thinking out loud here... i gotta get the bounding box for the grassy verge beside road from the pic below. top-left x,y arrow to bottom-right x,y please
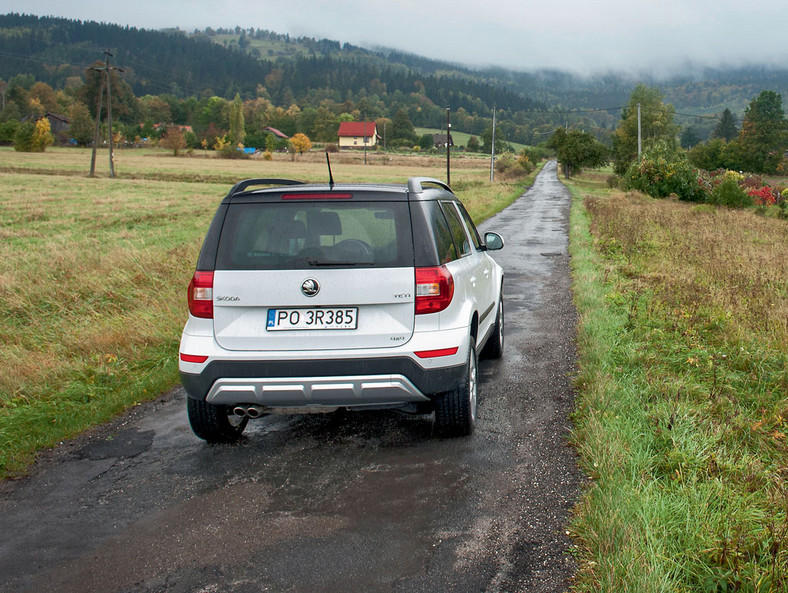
567,170 -> 788,590
0,147 -> 540,477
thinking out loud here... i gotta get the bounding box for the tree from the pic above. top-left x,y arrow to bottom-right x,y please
549,128 -> 608,177
160,125 -> 187,156
29,81 -> 59,113
481,126 -> 508,155
228,93 -> 245,147
712,108 -> 738,141
466,135 -> 480,152
738,90 -> 788,174
67,102 -> 94,146
680,126 -> 700,149
612,85 -> 679,175
390,108 -> 417,145
77,62 -> 140,123
139,95 -> 173,124
311,107 -> 339,142
289,132 -> 312,156
419,133 -> 434,150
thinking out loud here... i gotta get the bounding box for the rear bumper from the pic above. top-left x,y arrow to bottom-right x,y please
180,357 -> 466,407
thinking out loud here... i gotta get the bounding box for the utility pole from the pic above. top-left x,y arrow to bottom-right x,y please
89,50 -> 122,178
637,102 -> 642,160
106,50 -> 115,178
446,108 -> 451,186
89,66 -> 105,177
490,105 -> 497,182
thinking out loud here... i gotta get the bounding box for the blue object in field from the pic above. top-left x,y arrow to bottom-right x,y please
243,147 -> 256,154
68,138 -> 77,145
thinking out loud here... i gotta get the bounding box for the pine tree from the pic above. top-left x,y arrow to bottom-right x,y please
712,108 -> 738,141
739,91 -> 787,173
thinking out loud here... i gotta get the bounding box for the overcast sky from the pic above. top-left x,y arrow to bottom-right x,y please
4,0 -> 788,75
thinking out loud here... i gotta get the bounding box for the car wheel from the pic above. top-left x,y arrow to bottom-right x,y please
481,292 -> 504,359
434,336 -> 478,437
187,398 -> 248,443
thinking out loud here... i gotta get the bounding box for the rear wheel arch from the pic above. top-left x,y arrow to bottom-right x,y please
470,312 -> 479,344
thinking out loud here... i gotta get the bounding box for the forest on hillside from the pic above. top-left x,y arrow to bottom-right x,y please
2,13 -> 788,151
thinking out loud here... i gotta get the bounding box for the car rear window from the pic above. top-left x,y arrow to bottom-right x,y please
215,202 -> 414,270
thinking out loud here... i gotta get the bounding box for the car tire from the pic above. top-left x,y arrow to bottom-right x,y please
187,397 -> 248,443
481,292 -> 504,359
434,336 -> 478,437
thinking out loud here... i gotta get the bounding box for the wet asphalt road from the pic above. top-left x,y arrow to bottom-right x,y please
0,161 -> 582,593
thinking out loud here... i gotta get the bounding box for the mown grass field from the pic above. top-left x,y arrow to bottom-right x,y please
0,146 -> 539,477
567,169 -> 788,591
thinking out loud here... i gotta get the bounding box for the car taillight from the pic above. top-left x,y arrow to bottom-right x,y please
415,266 -> 454,315
188,270 -> 214,319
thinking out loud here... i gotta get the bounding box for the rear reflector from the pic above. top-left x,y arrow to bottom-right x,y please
180,353 -> 209,363
415,347 -> 459,359
281,192 -> 352,200
188,270 -> 214,319
415,266 -> 454,314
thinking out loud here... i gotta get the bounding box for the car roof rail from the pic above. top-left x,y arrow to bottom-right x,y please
407,177 -> 452,194
228,178 -> 304,196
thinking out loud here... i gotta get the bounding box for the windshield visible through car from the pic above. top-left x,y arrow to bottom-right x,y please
215,201 -> 414,270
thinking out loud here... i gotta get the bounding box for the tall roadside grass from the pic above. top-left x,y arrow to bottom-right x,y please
0,149 -> 539,477
567,171 -> 788,591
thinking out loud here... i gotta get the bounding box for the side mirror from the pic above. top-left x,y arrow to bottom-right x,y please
484,232 -> 504,251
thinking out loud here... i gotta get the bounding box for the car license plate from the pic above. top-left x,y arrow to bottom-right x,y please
266,308 -> 358,331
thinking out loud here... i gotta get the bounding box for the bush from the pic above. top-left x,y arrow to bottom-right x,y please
0,119 -> 20,145
419,133 -> 434,150
13,121 -> 36,152
623,141 -> 705,202
747,186 -> 778,206
517,149 -> 535,174
324,144 -> 339,153
495,152 -> 530,179
217,145 -> 249,159
709,177 -> 752,208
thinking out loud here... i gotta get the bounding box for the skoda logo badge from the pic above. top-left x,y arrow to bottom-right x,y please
301,278 -> 320,297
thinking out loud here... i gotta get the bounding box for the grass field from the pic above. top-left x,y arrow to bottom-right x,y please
0,146 -> 540,477
566,169 -> 788,590
414,127 -> 529,153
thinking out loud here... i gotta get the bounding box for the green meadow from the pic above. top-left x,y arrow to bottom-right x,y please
567,169 -> 788,591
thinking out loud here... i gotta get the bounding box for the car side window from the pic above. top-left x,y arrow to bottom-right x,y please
457,203 -> 482,250
423,201 -> 458,264
441,201 -> 472,257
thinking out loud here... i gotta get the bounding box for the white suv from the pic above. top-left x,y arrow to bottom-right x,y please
179,177 -> 504,442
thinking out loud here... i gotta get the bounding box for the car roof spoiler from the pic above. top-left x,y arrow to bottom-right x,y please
407,177 -> 452,194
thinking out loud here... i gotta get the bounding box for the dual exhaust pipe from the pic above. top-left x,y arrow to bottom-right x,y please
233,405 -> 265,419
